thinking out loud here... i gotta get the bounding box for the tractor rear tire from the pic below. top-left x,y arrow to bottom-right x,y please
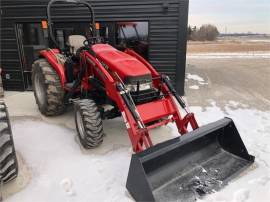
32,58 -> 65,116
74,99 -> 104,149
0,102 -> 18,184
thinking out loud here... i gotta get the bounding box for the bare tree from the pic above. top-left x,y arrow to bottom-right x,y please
196,24 -> 219,41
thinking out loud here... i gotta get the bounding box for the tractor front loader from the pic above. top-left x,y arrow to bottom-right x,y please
31,0 -> 255,201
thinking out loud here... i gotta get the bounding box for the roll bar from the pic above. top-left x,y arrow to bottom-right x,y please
47,0 -> 96,48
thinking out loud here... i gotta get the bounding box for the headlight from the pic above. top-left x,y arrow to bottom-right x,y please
126,82 -> 152,92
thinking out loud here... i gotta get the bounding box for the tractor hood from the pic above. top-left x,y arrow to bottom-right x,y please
92,44 -> 151,82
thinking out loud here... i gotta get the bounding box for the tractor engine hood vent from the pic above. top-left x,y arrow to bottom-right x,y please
124,74 -> 152,85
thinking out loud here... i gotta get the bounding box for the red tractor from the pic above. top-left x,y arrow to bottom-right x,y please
32,0 -> 254,201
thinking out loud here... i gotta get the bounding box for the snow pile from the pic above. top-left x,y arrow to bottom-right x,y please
5,101 -> 270,202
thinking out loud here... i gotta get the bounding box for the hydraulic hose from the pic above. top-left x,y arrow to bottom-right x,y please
162,75 -> 187,109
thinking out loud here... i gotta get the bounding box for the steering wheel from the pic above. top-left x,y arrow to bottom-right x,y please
76,38 -> 98,57
75,46 -> 89,58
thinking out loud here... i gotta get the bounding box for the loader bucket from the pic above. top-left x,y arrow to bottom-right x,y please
126,118 -> 255,202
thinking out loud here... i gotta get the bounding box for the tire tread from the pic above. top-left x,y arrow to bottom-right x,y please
32,58 -> 65,116
0,102 -> 18,183
75,99 -> 104,149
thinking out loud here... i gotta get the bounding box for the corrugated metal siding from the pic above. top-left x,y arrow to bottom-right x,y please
0,0 -> 188,94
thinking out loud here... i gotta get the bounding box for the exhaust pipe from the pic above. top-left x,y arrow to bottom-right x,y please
126,118 -> 255,202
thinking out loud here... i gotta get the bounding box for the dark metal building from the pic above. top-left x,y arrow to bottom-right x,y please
0,0 -> 189,95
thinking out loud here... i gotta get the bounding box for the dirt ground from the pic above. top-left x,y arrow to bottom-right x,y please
186,37 -> 270,110
185,58 -> 270,111
187,40 -> 270,53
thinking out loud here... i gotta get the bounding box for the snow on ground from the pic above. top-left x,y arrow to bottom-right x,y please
186,73 -> 208,90
4,100 -> 270,202
6,119 -> 133,202
187,52 -> 270,59
186,73 -> 204,82
186,73 -> 208,86
189,85 -> 200,90
248,40 -> 270,43
193,102 -> 270,202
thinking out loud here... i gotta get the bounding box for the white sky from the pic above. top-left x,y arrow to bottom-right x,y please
188,0 -> 270,34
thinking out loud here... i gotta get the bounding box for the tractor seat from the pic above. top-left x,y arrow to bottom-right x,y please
68,35 -> 87,55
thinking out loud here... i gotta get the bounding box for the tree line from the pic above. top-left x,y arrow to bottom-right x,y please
188,24 -> 219,41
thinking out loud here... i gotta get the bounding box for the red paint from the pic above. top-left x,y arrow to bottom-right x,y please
39,44 -> 199,153
137,98 -> 176,124
92,44 -> 151,80
40,49 -> 66,86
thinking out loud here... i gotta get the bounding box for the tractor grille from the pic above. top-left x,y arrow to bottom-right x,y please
130,88 -> 160,104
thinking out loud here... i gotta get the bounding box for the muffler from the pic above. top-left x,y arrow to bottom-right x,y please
126,118 -> 255,202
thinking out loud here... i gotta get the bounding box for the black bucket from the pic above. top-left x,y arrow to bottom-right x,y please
126,118 -> 255,202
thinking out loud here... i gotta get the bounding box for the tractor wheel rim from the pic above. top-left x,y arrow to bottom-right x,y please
34,73 -> 46,106
76,110 -> 86,139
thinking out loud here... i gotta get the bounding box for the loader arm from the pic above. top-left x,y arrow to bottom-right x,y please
83,49 -> 199,152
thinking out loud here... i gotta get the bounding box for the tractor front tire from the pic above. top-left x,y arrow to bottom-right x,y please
74,99 -> 104,149
32,58 -> 65,116
0,102 -> 18,183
